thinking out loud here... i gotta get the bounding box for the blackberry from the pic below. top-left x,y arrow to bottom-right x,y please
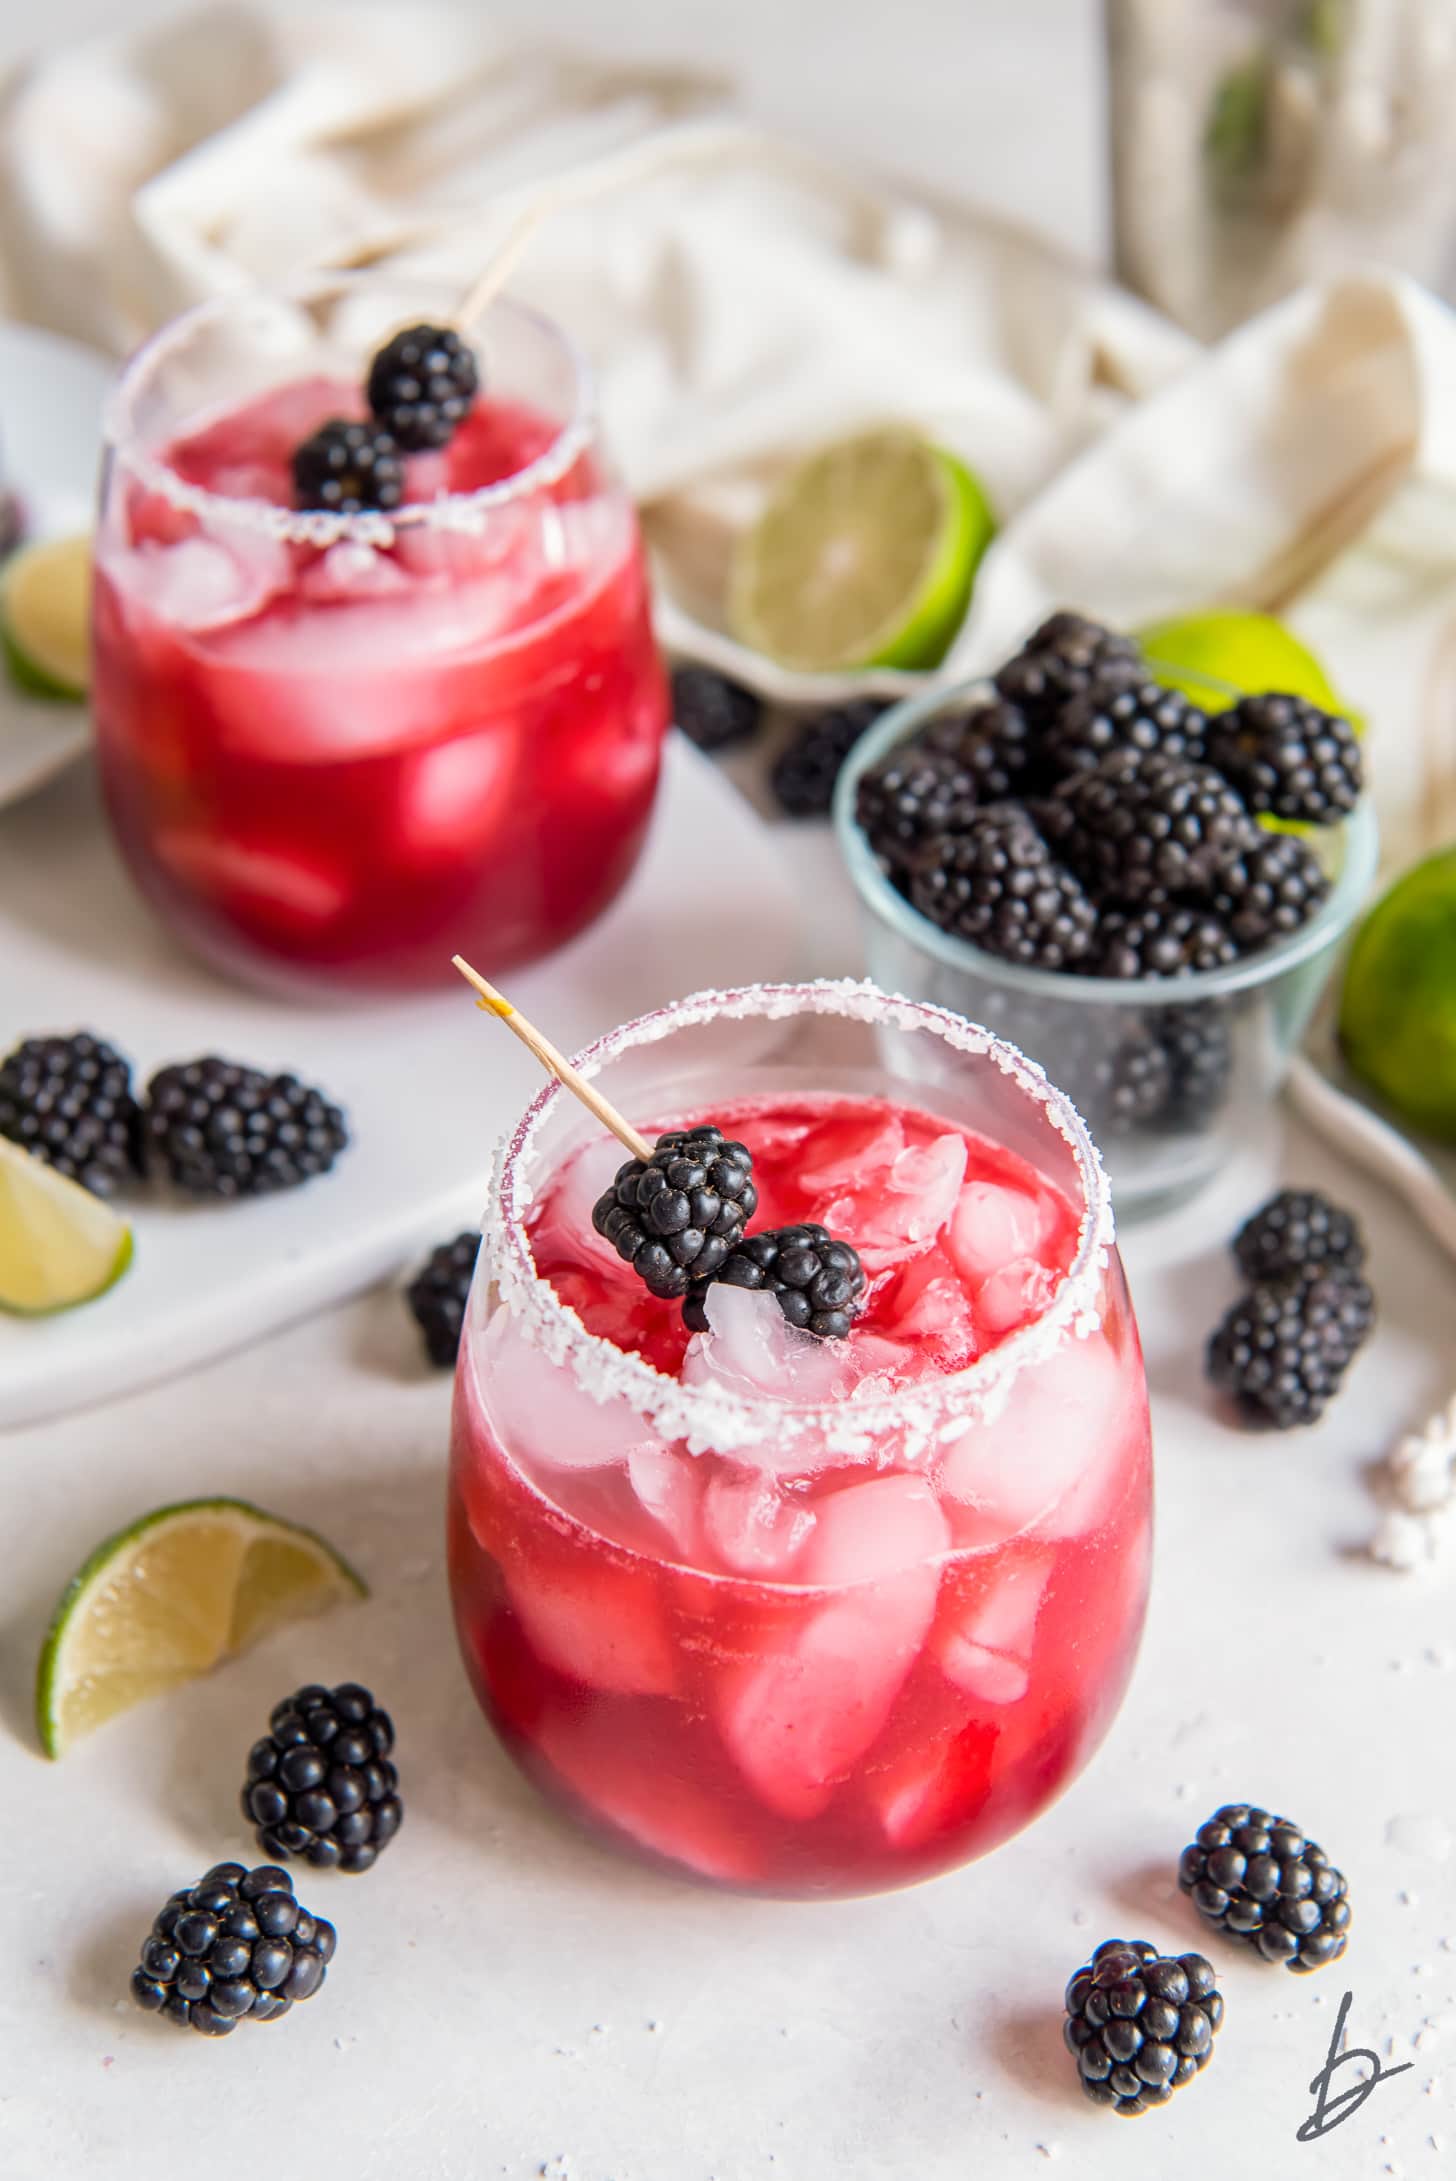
1156,1003 -> 1234,1130
244,1683 -> 402,1874
683,1222 -> 865,1340
1049,750 -> 1258,905
1090,1025 -> 1174,1135
1206,695 -> 1363,824
994,611 -> 1141,731
1212,832 -> 1330,953
1064,1939 -> 1223,2115
919,696 -> 1038,801
1232,1189 -> 1365,1285
130,1862 -> 335,2035
1179,1804 -> 1351,1972
671,665 -> 762,753
592,1125 -> 757,1300
1045,677 -> 1208,778
406,1230 -> 479,1367
144,1056 -> 348,1198
0,1031 -> 140,1197
855,745 -> 981,879
291,419 -> 403,514
770,700 -> 887,817
1092,903 -> 1238,980
1206,1268 -> 1375,1428
366,322 -> 479,451
909,805 -> 1098,970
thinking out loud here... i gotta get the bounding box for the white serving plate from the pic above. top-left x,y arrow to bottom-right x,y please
0,735 -> 801,1426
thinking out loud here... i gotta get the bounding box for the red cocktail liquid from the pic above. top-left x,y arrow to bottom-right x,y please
449,1092 -> 1152,1897
92,377 -> 668,992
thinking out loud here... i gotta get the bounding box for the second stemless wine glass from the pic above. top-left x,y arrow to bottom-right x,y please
448,982 -> 1153,1900
91,277 -> 669,996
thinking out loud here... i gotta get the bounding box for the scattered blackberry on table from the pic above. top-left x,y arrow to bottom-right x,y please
671,664 -> 762,753
1178,1804 -> 1350,1972
406,1231 -> 480,1367
130,1862 -> 336,2034
592,1125 -> 758,1300
1048,749 -> 1258,905
1045,677 -> 1208,777
0,1031 -> 140,1197
144,1056 -> 349,1199
1212,831 -> 1331,952
366,322 -> 479,451
993,611 -> 1141,731
243,1683 -> 402,1874
1233,1189 -> 1365,1285
919,696 -> 1039,801
855,745 -> 982,878
1206,1267 -> 1374,1428
1205,694 -> 1363,825
1156,1003 -> 1235,1130
909,804 -> 1098,970
1092,903 -> 1238,980
291,419 -> 404,514
771,699 -> 888,817
683,1222 -> 865,1340
1064,1938 -> 1223,2115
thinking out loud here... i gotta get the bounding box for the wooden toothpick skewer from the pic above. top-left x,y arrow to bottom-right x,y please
452,194 -> 561,334
452,956 -> 653,1162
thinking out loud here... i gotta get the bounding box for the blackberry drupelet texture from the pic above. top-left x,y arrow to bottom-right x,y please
993,611 -> 1141,731
406,1231 -> 480,1367
366,323 -> 479,451
1232,1189 -> 1365,1285
919,696 -> 1039,801
592,1125 -> 758,1300
855,745 -> 982,878
130,1862 -> 336,2034
771,700 -> 888,817
1178,1804 -> 1351,1972
144,1057 -> 348,1198
671,665 -> 763,753
1048,750 -> 1258,905
908,805 -> 1098,969
1156,1004 -> 1234,1129
1063,1938 -> 1224,2115
0,1031 -> 140,1197
1205,694 -> 1363,824
1212,832 -> 1330,952
1206,1268 -> 1374,1428
291,419 -> 403,513
244,1683 -> 402,1873
683,1223 -> 866,1340
1091,904 -> 1238,980
1044,677 -> 1208,777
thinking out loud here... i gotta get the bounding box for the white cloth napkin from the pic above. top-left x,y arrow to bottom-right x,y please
1,2 -> 1452,864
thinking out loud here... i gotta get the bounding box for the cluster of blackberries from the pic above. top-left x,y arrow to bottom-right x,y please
672,663 -> 890,819
1206,1188 -> 1374,1428
0,1031 -> 348,1202
133,1683 -> 401,2039
292,321 -> 480,513
1067,1800 -> 1350,2116
853,612 -> 1358,977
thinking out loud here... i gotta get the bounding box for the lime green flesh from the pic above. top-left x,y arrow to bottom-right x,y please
730,429 -> 995,674
0,1139 -> 133,1315
35,1497 -> 366,1757
1338,846 -> 1456,1144
1,532 -> 92,700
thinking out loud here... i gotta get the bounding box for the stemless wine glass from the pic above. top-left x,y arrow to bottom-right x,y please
91,276 -> 669,996
447,982 -> 1153,1900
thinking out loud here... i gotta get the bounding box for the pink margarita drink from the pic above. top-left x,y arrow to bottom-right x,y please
448,985 -> 1152,1898
91,288 -> 668,994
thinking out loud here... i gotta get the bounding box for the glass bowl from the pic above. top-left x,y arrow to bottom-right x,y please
834,683 -> 1379,1217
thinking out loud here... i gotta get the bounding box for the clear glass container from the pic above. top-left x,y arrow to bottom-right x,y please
91,276 -> 668,996
834,685 -> 1379,1219
1106,0 -> 1456,339
447,981 -> 1152,1899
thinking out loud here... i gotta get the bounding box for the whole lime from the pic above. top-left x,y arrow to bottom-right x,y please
1338,846 -> 1456,1143
1136,608 -> 1358,725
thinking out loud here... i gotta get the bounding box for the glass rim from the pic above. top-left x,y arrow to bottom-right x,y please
482,978 -> 1117,1460
103,276 -> 599,551
832,679 -> 1381,1006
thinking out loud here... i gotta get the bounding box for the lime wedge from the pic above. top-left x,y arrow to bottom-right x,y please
729,429 -> 994,673
1,532 -> 93,700
35,1497 -> 367,1757
1338,846 -> 1456,1144
1136,608 -> 1358,725
0,1138 -> 133,1315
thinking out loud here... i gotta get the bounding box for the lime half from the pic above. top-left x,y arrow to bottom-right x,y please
0,1139 -> 133,1315
1136,608 -> 1357,724
36,1497 -> 367,1757
1338,846 -> 1456,1144
1,532 -> 93,699
729,429 -> 994,673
